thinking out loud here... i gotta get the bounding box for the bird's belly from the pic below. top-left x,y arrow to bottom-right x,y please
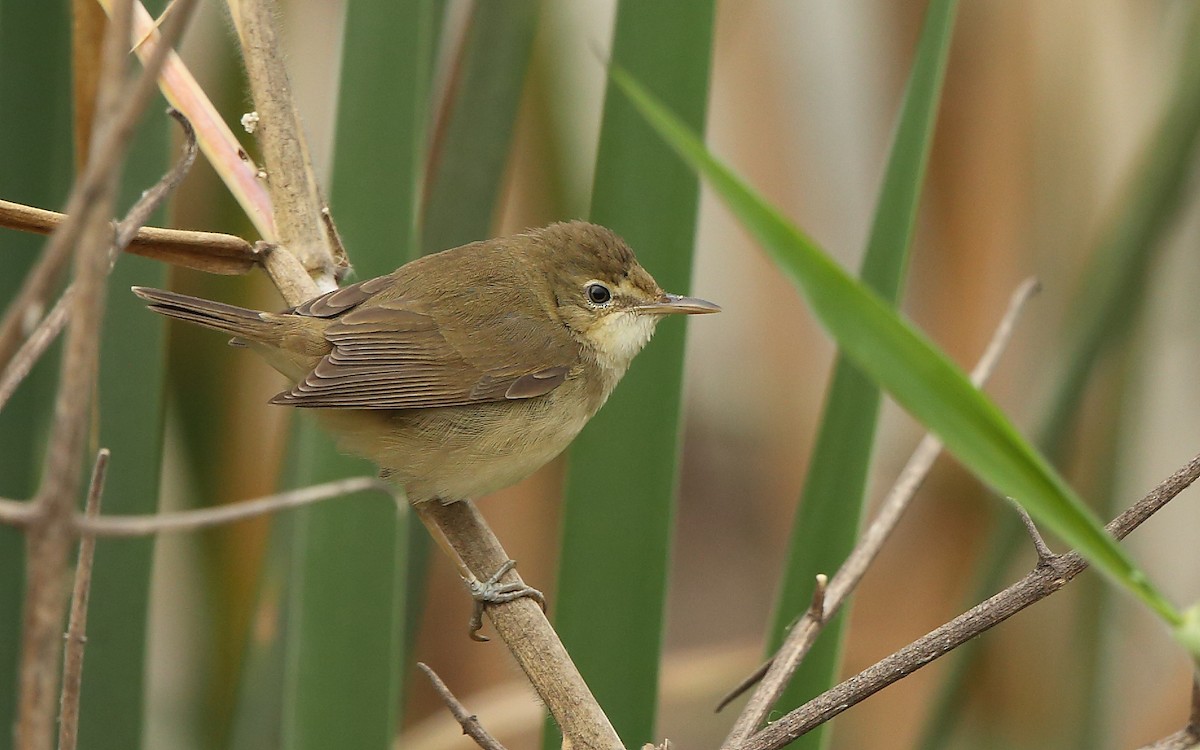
321,384 -> 596,503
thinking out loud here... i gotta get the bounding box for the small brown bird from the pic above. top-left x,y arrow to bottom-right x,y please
134,221 -> 718,505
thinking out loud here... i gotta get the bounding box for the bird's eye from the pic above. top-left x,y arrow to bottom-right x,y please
586,283 -> 612,305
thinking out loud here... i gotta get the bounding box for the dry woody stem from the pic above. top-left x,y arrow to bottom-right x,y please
13,4 -> 197,746
57,450 -> 109,750
417,662 -> 509,750
1,110 -> 201,413
220,1 -> 623,746
228,0 -> 336,297
16,3 -> 134,745
417,501 -> 623,749
722,278 -> 1040,742
743,451 -> 1200,750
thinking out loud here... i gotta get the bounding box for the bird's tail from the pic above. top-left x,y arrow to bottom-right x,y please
132,286 -> 281,344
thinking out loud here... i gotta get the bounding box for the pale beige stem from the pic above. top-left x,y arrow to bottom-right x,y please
419,501 -> 624,750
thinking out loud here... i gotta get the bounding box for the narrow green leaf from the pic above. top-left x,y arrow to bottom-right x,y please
421,0 -> 539,253
409,0 -> 540,696
918,12 -> 1200,746
612,66 -> 1181,629
769,1 -> 958,743
279,2 -> 435,748
550,2 -> 715,746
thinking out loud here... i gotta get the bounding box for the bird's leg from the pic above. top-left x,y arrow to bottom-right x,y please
414,499 -> 546,641
464,560 -> 546,642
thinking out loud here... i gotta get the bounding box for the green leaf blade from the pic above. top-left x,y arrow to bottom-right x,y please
612,65 -> 1181,628
278,3 -> 437,748
550,2 -> 716,746
770,1 -> 959,742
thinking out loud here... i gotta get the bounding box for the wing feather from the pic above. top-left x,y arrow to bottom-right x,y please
271,275 -> 578,409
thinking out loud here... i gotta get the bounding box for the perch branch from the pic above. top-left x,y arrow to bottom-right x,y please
57,450 -> 109,750
417,662 -> 509,750
417,501 -> 623,749
203,1 -> 623,746
721,277 -> 1039,739
742,451 -> 1200,750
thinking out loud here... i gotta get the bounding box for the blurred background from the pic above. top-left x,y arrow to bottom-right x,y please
2,1 -> 1199,749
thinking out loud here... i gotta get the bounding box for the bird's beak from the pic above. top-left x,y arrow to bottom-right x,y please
635,293 -> 721,315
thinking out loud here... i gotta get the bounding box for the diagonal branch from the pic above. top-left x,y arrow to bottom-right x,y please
417,662 -> 509,750
226,0 -> 337,301
741,451 -> 1200,750
0,109 -> 201,413
0,0 -> 195,373
416,501 -> 623,748
721,277 -> 1039,740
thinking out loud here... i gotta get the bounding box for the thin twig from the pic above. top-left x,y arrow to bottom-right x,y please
0,199 -> 259,274
76,476 -> 395,536
16,0 -> 136,744
742,451 -> 1200,750
1013,502 -> 1054,563
720,277 -> 1039,737
0,0 -> 197,372
57,450 -> 109,750
0,497 -> 34,526
0,109 -> 200,414
212,2 -> 620,746
417,663 -> 509,750
1,478 -> 392,537
0,295 -> 70,415
116,108 -> 197,246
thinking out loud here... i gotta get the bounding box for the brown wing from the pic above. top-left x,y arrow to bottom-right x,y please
270,275 -> 579,409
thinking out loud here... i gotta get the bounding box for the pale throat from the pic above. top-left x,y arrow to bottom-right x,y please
586,310 -> 660,375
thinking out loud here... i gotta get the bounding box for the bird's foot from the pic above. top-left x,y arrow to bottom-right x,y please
465,559 -> 545,642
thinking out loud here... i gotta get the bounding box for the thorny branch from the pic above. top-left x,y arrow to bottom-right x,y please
417,663 -> 509,750
721,278 -> 1040,741
742,451 -> 1200,750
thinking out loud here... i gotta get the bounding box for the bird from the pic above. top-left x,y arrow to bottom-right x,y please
133,221 -> 719,505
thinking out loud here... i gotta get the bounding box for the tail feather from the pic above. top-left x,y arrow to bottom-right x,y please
131,286 -> 278,342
